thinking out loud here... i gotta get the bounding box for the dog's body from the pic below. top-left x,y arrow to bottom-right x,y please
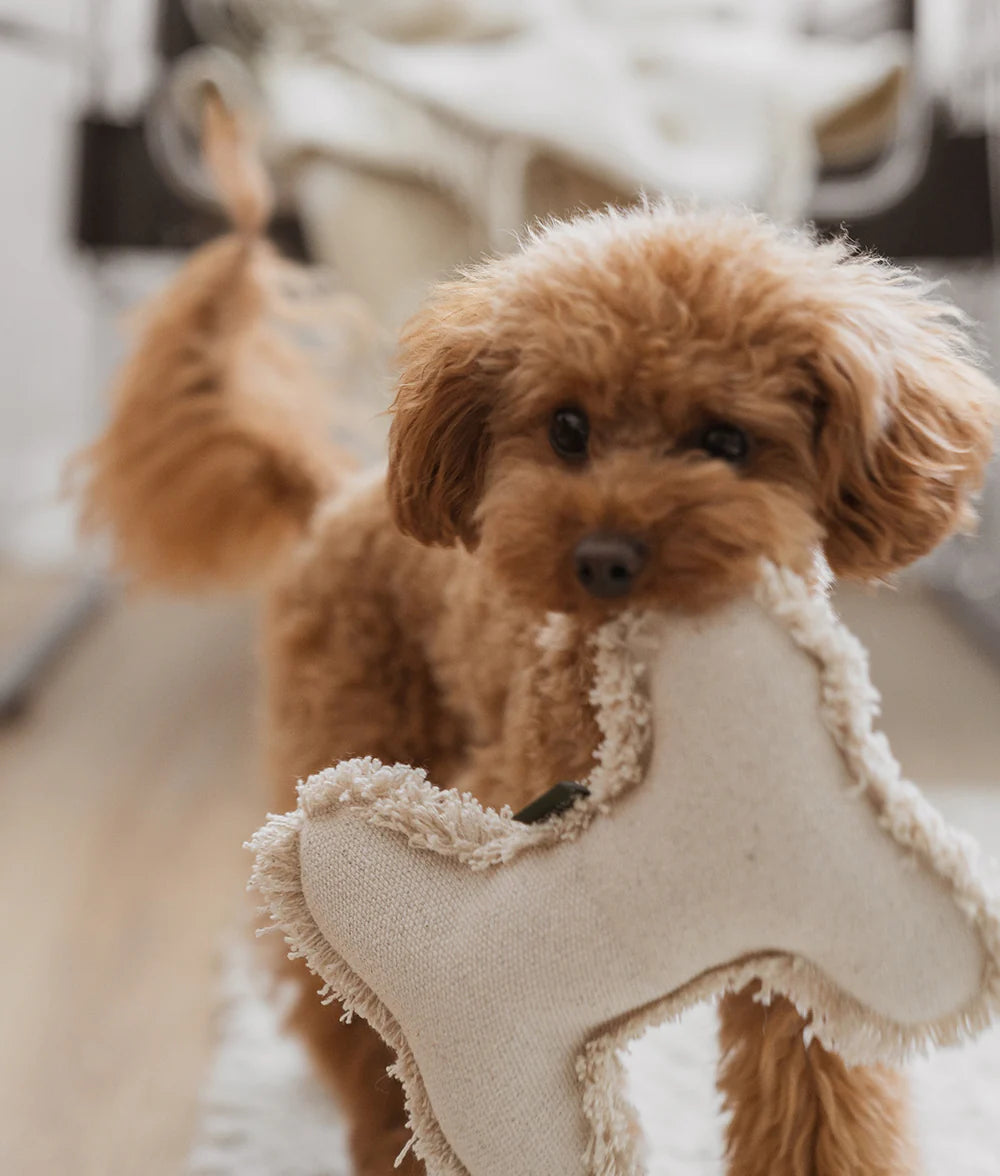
82,204 -> 997,1176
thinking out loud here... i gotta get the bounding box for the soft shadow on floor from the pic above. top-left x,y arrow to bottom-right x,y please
0,568 -> 264,1176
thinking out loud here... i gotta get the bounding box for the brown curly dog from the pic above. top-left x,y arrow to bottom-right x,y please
80,191 -> 997,1176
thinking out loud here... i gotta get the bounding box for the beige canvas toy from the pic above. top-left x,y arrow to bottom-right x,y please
250,562 -> 1000,1176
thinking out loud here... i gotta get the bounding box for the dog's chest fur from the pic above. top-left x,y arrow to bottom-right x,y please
262,479 -> 598,814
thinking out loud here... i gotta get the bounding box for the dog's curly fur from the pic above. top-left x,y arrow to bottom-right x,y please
79,200 -> 997,1176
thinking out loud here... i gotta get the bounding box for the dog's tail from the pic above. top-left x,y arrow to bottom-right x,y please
76,94 -> 345,588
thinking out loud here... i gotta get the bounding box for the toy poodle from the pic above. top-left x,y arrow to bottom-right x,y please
80,123 -> 997,1176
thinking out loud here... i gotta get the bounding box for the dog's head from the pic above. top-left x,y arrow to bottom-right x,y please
389,206 -> 998,618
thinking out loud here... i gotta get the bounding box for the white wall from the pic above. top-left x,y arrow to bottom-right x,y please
0,0 -> 158,565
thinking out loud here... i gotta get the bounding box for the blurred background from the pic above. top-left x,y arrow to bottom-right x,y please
2,2 -> 1000,1174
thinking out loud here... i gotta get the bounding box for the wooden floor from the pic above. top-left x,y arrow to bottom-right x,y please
0,572 -> 264,1176
0,569 -> 999,1176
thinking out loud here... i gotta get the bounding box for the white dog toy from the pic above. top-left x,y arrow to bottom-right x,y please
250,563 -> 1000,1176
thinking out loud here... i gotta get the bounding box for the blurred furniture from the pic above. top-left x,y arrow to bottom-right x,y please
76,1 -> 308,256
810,0 -> 995,257
810,0 -> 1000,659
152,0 -> 914,328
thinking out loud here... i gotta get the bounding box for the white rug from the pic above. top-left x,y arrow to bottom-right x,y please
189,786 -> 1000,1175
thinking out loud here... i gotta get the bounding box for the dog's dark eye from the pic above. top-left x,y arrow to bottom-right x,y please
549,407 -> 589,462
700,423 -> 749,464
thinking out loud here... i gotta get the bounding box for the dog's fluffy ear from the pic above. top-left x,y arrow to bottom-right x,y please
389,276 -> 498,548
808,261 -> 998,579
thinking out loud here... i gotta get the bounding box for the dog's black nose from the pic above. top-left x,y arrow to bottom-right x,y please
574,533 -> 647,598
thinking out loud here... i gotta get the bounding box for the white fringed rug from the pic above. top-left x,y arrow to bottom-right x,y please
189,786 -> 1000,1176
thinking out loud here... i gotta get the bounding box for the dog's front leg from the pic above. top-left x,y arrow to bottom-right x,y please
283,968 -> 423,1176
454,625 -> 603,814
717,984 -> 919,1176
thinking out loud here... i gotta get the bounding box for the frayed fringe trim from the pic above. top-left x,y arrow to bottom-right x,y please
248,809 -> 470,1175
752,563 -> 1000,1056
249,559 -> 1000,1176
269,611 -> 653,876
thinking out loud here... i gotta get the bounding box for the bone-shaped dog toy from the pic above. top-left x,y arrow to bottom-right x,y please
250,564 -> 1000,1176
